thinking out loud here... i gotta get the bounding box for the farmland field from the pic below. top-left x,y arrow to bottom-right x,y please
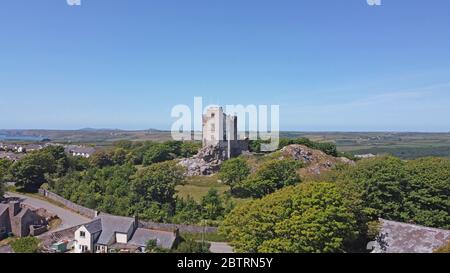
2,129 -> 450,159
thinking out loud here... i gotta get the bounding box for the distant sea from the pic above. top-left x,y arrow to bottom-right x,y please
0,134 -> 46,141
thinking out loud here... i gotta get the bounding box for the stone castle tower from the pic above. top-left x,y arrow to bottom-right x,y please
202,106 -> 248,159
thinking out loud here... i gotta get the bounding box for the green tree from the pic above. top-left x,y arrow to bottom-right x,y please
111,148 -> 128,165
248,139 -> 271,153
220,182 -> 362,253
143,144 -> 173,166
132,161 -> 185,204
201,188 -> 224,220
337,156 -> 407,221
0,159 -> 12,181
9,146 -> 72,191
137,202 -> 173,223
278,137 -> 338,157
10,152 -> 55,191
50,164 -> 136,216
11,237 -> 41,253
237,159 -> 301,198
173,196 -> 202,224
89,150 -> 114,168
218,157 -> 250,192
179,142 -> 201,157
0,159 -> 12,197
67,155 -> 90,172
174,238 -> 211,253
41,145 -> 69,176
329,156 -> 450,229
403,157 -> 450,229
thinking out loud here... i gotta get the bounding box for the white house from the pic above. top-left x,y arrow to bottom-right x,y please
74,219 -> 102,253
65,145 -> 96,158
73,214 -> 178,253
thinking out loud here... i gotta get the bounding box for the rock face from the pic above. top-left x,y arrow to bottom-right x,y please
279,144 -> 355,175
178,145 -> 228,176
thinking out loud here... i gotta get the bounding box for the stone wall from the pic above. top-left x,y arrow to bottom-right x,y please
38,189 -> 97,219
0,207 -> 11,233
30,225 -> 47,236
218,139 -> 249,158
139,220 -> 218,234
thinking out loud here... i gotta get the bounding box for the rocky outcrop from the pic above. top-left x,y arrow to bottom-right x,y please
179,143 -> 355,177
178,145 -> 228,176
279,144 -> 355,175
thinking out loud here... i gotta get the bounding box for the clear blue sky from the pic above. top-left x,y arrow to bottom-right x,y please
0,0 -> 449,131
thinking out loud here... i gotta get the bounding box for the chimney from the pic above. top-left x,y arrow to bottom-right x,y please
9,201 -> 21,217
134,215 -> 139,228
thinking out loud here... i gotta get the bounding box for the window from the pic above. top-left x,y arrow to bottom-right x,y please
211,123 -> 215,132
80,231 -> 86,238
211,113 -> 215,118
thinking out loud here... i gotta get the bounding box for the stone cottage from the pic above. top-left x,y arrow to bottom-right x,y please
0,201 -> 47,238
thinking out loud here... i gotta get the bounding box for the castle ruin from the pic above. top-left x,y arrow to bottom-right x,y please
202,106 -> 248,159
179,106 -> 249,176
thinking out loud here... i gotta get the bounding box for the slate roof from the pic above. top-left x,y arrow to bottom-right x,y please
15,208 -> 30,219
0,202 -> 31,219
83,218 -> 102,234
372,219 -> 450,253
0,204 -> 8,216
77,213 -> 178,250
128,228 -> 177,249
95,214 -> 135,245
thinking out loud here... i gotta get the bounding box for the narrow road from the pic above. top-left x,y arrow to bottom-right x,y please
5,192 -> 90,231
209,242 -> 234,253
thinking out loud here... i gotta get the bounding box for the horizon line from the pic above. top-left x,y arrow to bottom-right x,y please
1,128 -> 450,134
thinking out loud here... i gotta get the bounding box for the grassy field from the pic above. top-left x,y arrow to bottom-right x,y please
175,175 -> 229,202
0,129 -> 173,146
176,175 -> 251,206
280,132 -> 450,159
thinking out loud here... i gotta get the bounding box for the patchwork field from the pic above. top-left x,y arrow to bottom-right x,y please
2,129 -> 450,159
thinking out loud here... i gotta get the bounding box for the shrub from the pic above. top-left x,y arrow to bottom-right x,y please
11,237 -> 41,253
